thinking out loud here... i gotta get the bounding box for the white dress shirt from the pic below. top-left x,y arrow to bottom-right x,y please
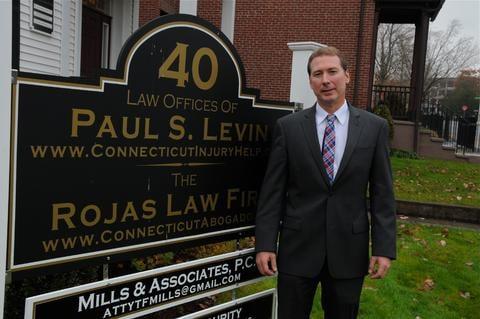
315,100 -> 350,179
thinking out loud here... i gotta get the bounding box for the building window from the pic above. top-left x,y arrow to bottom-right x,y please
32,0 -> 54,34
81,2 -> 111,77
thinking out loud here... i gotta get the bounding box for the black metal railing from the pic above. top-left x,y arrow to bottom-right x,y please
421,101 -> 479,154
372,85 -> 413,120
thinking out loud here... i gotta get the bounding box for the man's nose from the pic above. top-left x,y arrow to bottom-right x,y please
321,74 -> 331,84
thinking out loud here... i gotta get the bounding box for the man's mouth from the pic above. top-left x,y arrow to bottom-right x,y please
322,88 -> 335,93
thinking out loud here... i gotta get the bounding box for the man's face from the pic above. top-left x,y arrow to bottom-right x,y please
309,55 -> 350,110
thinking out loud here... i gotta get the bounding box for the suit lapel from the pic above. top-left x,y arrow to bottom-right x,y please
301,106 -> 331,187
334,104 -> 363,184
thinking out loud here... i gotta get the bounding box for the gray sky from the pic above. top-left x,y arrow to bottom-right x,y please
430,0 -> 480,66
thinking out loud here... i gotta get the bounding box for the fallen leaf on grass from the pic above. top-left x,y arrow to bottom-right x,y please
422,278 -> 435,291
460,291 -> 471,299
399,215 -> 409,220
456,196 -> 463,201
439,240 -> 447,247
415,316 -> 422,319
400,224 -> 406,229
441,228 -> 449,238
465,262 -> 474,267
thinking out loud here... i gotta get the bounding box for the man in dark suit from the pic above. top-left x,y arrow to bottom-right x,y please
255,46 -> 396,319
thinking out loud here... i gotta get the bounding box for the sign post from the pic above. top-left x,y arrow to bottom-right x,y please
0,1 -> 13,318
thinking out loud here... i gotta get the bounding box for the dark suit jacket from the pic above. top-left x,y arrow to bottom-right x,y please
255,104 -> 396,279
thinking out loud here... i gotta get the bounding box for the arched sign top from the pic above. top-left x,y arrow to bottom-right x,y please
117,15 -> 247,99
17,15 -> 290,109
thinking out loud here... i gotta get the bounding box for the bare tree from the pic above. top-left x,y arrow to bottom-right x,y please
374,20 -> 479,96
423,20 -> 479,96
374,24 -> 413,85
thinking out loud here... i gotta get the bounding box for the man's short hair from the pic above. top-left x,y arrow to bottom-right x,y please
307,46 -> 349,75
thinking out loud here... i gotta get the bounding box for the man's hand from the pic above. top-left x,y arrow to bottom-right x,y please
256,252 -> 277,276
368,256 -> 391,279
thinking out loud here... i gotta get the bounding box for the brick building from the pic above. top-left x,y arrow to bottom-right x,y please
12,0 -> 444,114
139,0 -> 377,109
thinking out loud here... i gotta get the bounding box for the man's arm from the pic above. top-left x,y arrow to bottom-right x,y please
255,119 -> 288,275
369,120 -> 396,278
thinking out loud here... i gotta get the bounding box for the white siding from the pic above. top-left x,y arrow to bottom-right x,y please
60,0 -> 77,76
68,0 -> 77,75
20,0 -> 62,74
20,0 -> 139,76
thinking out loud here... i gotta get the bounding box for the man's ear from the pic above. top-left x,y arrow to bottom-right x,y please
345,70 -> 351,84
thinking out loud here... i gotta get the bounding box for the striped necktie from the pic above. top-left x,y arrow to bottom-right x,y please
322,114 -> 336,184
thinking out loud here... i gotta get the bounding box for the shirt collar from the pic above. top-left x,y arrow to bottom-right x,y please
315,100 -> 349,125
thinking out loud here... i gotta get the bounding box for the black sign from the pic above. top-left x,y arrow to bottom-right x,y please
25,250 -> 261,319
181,290 -> 275,319
9,14 -> 291,272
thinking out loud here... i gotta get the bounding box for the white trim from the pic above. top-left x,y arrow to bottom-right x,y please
60,0 -> 70,76
132,0 -> 139,31
177,289 -> 277,319
74,0 -> 82,76
179,0 -> 197,15
287,41 -> 324,52
0,1 -> 12,318
221,0 -> 236,42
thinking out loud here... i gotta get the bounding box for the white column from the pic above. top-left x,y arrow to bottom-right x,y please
0,1 -> 12,318
179,0 -> 198,15
132,0 -> 139,31
74,0 -> 82,76
221,0 -> 235,42
61,0 -> 72,76
288,42 -> 325,109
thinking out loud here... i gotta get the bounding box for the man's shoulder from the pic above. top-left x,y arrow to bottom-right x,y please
277,107 -> 311,124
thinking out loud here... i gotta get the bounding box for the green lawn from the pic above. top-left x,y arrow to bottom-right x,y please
216,157 -> 480,318
391,157 -> 480,207
223,221 -> 480,319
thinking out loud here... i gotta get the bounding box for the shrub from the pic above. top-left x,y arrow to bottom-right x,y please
374,102 -> 395,140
